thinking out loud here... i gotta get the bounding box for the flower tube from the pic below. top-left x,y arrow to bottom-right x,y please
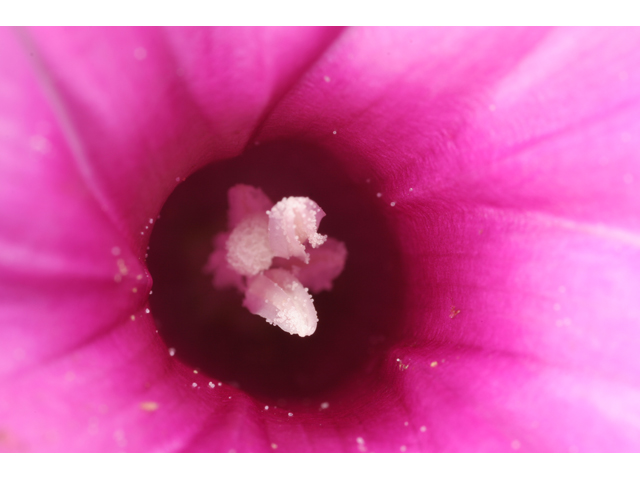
1,27 -> 640,452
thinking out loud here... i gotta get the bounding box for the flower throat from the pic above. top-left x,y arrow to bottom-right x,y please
146,141 -> 402,400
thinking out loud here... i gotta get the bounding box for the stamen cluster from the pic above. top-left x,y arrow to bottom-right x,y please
206,185 -> 347,336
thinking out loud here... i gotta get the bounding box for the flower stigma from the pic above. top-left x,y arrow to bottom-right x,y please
205,185 -> 347,337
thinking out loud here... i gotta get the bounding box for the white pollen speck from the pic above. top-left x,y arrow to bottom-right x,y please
420,425 -> 427,433
111,247 -> 121,256
229,396 -> 232,399
430,361 -> 438,367
132,288 -> 137,293
320,402 -> 329,409
356,437 -> 364,445
133,47 -> 147,60
390,202 -> 396,207
130,315 -> 135,321
332,130 -> 337,135
511,440 -> 521,450
149,219 -> 154,224
324,75 -> 331,82
145,308 -> 150,314
409,188 -> 413,192
288,412 -> 293,417
264,405 -> 269,410
168,348 -> 176,356
218,382 -> 222,386
208,382 -> 215,388
404,421 -> 409,426
136,274 -> 143,280
271,443 -> 278,449
192,382 -> 197,388
141,232 -> 144,235
193,370 -> 198,374
400,445 -> 407,452
145,226 -> 148,229
376,192 -> 382,198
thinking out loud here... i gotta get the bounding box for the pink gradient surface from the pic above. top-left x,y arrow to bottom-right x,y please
1,27 -> 639,452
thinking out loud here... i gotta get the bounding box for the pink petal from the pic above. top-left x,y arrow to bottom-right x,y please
0,26 -> 344,451
23,27 -> 342,246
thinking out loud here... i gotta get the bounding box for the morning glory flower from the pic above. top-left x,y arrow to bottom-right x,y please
1,27 -> 639,452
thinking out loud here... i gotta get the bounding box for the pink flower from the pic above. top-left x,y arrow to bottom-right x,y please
1,27 -> 640,452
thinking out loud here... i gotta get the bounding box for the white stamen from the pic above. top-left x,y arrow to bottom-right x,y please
205,185 -> 346,337
275,238 -> 347,293
227,184 -> 273,229
244,269 -> 318,337
204,233 -> 245,291
268,196 -> 327,263
226,215 -> 274,276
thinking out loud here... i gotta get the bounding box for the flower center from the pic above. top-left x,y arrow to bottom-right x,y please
205,184 -> 347,337
147,141 -> 405,403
